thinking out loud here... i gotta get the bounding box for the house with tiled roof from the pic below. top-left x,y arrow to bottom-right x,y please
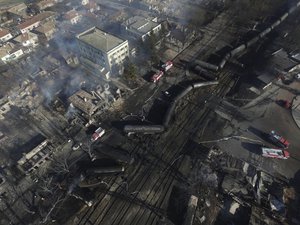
0,43 -> 24,63
64,9 -> 82,25
13,32 -> 38,47
84,0 -> 100,13
17,11 -> 56,34
34,20 -> 56,42
7,3 -> 29,19
0,28 -> 13,43
36,0 -> 56,11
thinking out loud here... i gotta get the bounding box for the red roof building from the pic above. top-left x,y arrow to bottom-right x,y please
0,28 -> 13,43
36,0 -> 56,10
64,10 -> 82,25
17,11 -> 56,34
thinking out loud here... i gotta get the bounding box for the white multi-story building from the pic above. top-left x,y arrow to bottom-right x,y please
122,16 -> 161,41
76,27 -> 129,79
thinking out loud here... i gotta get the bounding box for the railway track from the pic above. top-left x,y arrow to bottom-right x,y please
132,70 -> 235,225
71,8 -> 250,225
74,66 -> 235,225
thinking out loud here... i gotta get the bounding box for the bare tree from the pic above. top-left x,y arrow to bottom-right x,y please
11,185 -> 36,215
49,152 -> 72,175
39,194 -> 66,224
81,141 -> 96,161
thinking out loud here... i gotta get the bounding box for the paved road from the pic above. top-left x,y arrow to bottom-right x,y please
218,80 -> 300,180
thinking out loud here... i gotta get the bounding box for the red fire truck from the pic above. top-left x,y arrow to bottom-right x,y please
162,61 -> 173,72
91,127 -> 105,142
151,70 -> 164,83
268,130 -> 290,149
261,147 -> 290,159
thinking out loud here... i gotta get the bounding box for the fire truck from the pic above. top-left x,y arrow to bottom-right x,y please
268,130 -> 290,148
151,70 -> 164,83
162,61 -> 173,72
91,127 -> 105,142
261,147 -> 290,159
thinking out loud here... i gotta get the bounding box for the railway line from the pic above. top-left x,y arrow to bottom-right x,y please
73,65 -> 235,225
115,69 -> 235,225
70,8 -> 254,225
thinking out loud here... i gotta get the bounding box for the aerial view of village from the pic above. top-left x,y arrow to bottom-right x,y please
0,0 -> 300,224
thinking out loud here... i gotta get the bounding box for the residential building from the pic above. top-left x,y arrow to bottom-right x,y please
84,0 -> 100,13
64,10 -> 82,25
0,11 -> 11,24
17,139 -> 53,174
36,0 -> 56,11
13,31 -> 39,47
0,43 -> 24,63
34,20 -> 56,42
122,16 -> 161,41
76,27 -> 129,78
68,89 -> 99,116
256,49 -> 300,89
17,11 -> 56,34
0,28 -> 13,43
0,98 -> 13,120
7,3 -> 29,19
62,52 -> 79,66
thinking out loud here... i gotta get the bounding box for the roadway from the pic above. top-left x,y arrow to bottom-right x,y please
217,79 -> 300,181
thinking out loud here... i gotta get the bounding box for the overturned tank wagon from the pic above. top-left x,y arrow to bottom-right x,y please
123,125 -> 165,134
193,66 -> 218,80
259,27 -> 272,38
94,143 -> 134,164
219,58 -> 227,70
85,166 -> 125,174
194,60 -> 219,71
191,2 -> 300,72
271,20 -> 281,29
163,81 -> 218,128
280,13 -> 289,21
289,5 -> 297,13
230,44 -> 246,57
163,101 -> 177,128
246,36 -> 260,47
192,81 -> 219,88
174,85 -> 194,102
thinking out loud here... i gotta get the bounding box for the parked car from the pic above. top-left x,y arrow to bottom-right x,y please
72,142 -> 82,151
163,91 -> 171,97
